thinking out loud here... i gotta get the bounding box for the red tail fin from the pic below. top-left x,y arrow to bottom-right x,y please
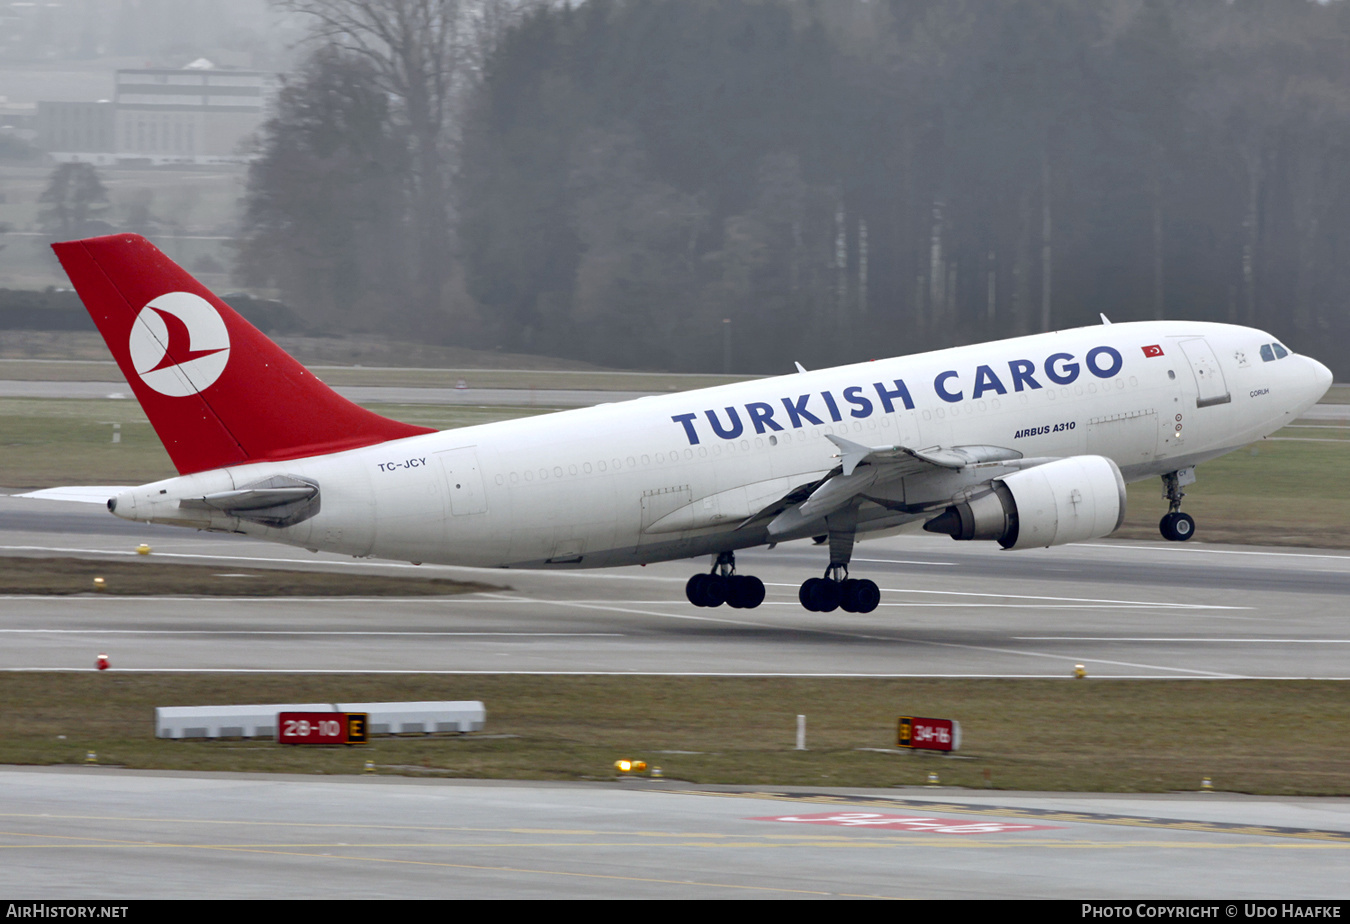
53,233 -> 435,475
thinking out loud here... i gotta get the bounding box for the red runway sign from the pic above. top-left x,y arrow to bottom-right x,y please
277,712 -> 368,745
897,715 -> 960,751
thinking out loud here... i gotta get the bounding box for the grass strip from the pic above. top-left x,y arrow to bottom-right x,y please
1,674 -> 1346,795
0,557 -> 500,597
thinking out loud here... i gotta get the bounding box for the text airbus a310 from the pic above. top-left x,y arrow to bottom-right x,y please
32,234 -> 1333,614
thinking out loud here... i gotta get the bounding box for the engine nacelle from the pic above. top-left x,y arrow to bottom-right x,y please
923,455 -> 1127,550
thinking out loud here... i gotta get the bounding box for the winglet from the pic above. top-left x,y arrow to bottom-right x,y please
825,434 -> 874,476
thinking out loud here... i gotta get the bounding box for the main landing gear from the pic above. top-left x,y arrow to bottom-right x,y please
798,507 -> 879,613
1159,470 -> 1196,542
686,510 -> 882,613
685,551 -> 766,609
799,565 -> 880,614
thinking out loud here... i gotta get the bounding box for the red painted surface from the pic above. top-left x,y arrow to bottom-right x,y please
53,234 -> 434,475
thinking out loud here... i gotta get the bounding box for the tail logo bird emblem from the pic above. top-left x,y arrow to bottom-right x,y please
127,292 -> 231,397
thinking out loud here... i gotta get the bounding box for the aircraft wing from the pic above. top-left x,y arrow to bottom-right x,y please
762,435 -> 1023,538
643,435 -> 1024,539
826,435 -> 1021,477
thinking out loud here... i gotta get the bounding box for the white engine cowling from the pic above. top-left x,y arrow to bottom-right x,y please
923,455 -> 1127,550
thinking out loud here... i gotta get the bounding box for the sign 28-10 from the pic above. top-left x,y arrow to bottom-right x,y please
277,712 -> 368,745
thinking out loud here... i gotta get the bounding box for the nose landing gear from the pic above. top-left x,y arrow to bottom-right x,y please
1160,469 -> 1197,541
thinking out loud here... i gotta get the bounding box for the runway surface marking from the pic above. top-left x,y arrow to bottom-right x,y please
1017,637 -> 1350,643
463,593 -> 1249,678
0,590 -> 1255,677
852,558 -> 957,566
765,584 -> 1248,610
1085,543 -> 1350,563
681,792 -> 1350,842
750,812 -> 1063,834
2,810 -> 1346,846
0,629 -> 625,637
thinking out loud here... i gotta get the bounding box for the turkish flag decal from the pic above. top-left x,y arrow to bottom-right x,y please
1142,344 -> 1164,357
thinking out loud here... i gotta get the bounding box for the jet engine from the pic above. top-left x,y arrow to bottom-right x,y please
923,455 -> 1126,550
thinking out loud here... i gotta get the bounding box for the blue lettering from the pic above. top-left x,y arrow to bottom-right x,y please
781,395 -> 823,428
1044,352 -> 1079,385
873,379 -> 915,412
972,365 -> 1007,399
843,386 -> 873,419
934,370 -> 963,403
746,402 -> 783,434
704,407 -> 744,440
819,390 -> 843,422
1008,359 -> 1041,391
1086,346 -> 1122,378
672,413 -> 700,445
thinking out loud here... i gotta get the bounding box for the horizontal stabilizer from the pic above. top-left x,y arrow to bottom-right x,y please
15,486 -> 132,504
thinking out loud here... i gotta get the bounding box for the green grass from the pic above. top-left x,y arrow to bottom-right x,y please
2,674 -> 1346,794
1116,437 -> 1350,547
0,397 -> 553,488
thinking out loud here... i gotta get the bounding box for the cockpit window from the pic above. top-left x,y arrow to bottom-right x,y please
1272,343 -> 1289,359
1260,344 -> 1275,362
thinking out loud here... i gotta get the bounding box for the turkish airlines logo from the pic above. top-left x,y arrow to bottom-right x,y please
128,292 -> 231,397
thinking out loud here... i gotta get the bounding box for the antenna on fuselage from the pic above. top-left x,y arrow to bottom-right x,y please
1100,313 -> 1112,325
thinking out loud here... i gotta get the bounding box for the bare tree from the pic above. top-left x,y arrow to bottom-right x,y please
276,0 -> 531,324
38,163 -> 110,239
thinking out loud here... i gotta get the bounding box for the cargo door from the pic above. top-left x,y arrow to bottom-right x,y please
1178,338 -> 1231,408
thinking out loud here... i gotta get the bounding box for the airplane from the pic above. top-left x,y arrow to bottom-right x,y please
31,234 -> 1333,614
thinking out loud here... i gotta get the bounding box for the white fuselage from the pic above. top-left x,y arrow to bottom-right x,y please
111,321 -> 1332,569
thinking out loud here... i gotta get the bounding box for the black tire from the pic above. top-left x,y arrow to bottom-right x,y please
799,579 -> 819,611
845,578 -> 881,614
728,575 -> 765,609
702,574 -> 729,607
805,577 -> 840,613
1160,512 -> 1197,542
685,573 -> 709,607
839,579 -> 861,613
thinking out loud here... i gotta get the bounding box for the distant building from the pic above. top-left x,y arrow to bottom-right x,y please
0,98 -> 39,141
37,101 -> 114,157
39,59 -> 267,165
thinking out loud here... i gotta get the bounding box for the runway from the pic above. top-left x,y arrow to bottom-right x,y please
3,495 -> 1349,899
2,768 -> 1347,899
1,494 -> 1349,678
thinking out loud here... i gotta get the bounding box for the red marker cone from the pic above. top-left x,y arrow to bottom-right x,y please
96,653 -> 109,671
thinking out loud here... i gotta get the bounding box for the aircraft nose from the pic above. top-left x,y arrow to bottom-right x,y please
1309,356 -> 1334,397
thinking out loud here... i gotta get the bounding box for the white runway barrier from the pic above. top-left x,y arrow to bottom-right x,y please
155,701 -> 486,739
